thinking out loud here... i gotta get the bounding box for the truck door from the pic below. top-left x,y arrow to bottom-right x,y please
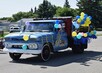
54,23 -> 68,50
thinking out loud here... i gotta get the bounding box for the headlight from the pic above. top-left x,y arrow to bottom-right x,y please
5,43 -> 12,48
28,43 -> 37,49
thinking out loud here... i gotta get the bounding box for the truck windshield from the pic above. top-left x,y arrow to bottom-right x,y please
24,22 -> 54,32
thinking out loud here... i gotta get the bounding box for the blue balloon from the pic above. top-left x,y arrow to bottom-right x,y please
83,17 -> 87,21
80,20 -> 85,24
76,15 -> 80,20
87,32 -> 92,37
91,35 -> 97,39
93,30 -> 96,35
22,44 -> 27,50
54,24 -> 59,28
89,16 -> 92,20
74,37 -> 80,45
73,22 -> 79,29
81,38 -> 88,44
84,14 -> 88,18
77,34 -> 82,39
55,20 -> 60,24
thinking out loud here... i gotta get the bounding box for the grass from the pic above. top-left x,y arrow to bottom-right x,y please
97,34 -> 102,36
0,32 -> 9,38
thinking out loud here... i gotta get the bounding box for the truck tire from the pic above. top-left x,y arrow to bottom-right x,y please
72,44 -> 84,54
9,53 -> 22,60
40,44 -> 51,62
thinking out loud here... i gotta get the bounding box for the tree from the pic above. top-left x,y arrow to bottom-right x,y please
55,7 -> 76,17
30,8 -> 33,13
34,7 -> 37,13
77,0 -> 102,28
37,0 -> 56,18
12,12 -> 38,21
64,0 -> 70,8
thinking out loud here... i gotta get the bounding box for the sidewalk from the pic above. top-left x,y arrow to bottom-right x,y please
97,31 -> 102,35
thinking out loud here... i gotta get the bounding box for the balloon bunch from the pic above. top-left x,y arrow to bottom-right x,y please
72,31 -> 88,45
72,30 -> 97,45
73,12 -> 92,29
87,30 -> 97,39
72,31 -> 88,39
54,20 -> 61,28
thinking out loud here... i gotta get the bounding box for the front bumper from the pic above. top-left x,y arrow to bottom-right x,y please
3,48 -> 42,54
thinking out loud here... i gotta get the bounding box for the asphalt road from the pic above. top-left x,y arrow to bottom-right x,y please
0,36 -> 102,73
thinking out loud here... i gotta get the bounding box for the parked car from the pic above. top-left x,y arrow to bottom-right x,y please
9,27 -> 20,33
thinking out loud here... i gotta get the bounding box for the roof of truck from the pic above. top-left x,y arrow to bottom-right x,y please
26,20 -> 63,23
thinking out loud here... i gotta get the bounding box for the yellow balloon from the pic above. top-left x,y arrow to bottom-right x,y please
81,24 -> 86,27
77,19 -> 81,23
86,17 -> 90,21
81,12 -> 85,16
23,35 -> 29,41
88,20 -> 91,24
80,16 -> 84,20
83,33 -> 87,37
72,31 -> 77,37
84,21 -> 90,26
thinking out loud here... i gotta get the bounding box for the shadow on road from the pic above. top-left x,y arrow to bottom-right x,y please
10,50 -> 102,67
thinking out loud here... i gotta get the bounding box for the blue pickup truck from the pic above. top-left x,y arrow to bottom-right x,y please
3,17 -> 89,61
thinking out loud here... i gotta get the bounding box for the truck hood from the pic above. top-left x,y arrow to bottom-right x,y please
5,32 -> 54,39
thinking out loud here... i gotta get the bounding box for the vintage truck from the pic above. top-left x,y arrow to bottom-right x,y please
3,17 -> 89,61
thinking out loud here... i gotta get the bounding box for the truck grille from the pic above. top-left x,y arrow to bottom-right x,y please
12,45 -> 23,49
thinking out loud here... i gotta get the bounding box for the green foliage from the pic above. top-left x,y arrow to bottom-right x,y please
37,0 -> 56,18
12,12 -> 38,21
55,7 -> 78,17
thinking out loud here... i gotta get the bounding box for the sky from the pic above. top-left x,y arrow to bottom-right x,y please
0,0 -> 78,18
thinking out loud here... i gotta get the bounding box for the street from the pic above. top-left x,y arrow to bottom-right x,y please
0,36 -> 102,73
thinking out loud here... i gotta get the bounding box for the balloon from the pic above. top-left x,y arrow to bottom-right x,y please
55,20 -> 59,24
72,31 -> 77,37
73,22 -> 79,29
87,32 -> 92,37
83,17 -> 87,21
23,35 -> 29,41
81,12 -> 85,16
25,22 -> 30,25
58,24 -> 61,28
77,33 -> 82,39
83,33 -> 88,37
79,33 -> 83,36
89,16 -> 92,20
84,21 -> 90,26
91,31 -> 94,35
86,17 -> 90,21
80,15 -> 84,20
54,24 -> 59,28
88,20 -> 91,24
77,19 -> 81,23
22,44 -> 27,50
76,15 -> 80,20
80,20 -> 85,25
93,30 -> 97,35
84,14 -> 88,18
91,35 -> 97,39
81,38 -> 87,44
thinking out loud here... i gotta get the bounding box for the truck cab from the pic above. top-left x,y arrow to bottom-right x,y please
3,17 -> 87,61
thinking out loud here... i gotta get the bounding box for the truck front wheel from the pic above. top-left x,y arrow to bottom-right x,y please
40,44 -> 51,61
9,53 -> 22,61
72,44 -> 84,54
